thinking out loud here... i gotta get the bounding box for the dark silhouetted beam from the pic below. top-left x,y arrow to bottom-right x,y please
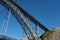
0,0 -> 49,32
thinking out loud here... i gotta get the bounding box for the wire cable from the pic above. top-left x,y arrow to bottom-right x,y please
0,9 -> 11,35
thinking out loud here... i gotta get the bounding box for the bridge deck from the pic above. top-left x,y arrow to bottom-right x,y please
0,35 -> 17,40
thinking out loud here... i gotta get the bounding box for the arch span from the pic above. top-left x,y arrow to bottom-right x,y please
0,0 -> 49,40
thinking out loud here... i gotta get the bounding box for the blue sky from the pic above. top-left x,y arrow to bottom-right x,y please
0,0 -> 60,39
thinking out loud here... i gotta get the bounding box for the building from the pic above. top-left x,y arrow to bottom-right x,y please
43,27 -> 60,40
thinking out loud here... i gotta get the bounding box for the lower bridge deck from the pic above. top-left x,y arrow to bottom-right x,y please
0,35 -> 17,40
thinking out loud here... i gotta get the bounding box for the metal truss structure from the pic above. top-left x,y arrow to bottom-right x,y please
0,0 -> 49,40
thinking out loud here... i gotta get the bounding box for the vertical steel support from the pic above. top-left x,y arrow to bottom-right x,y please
0,9 -> 11,35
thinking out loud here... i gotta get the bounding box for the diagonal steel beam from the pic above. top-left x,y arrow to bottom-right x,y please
0,0 -> 49,32
11,0 -> 49,32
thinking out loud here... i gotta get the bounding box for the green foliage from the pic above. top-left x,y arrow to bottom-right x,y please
41,31 -> 53,40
